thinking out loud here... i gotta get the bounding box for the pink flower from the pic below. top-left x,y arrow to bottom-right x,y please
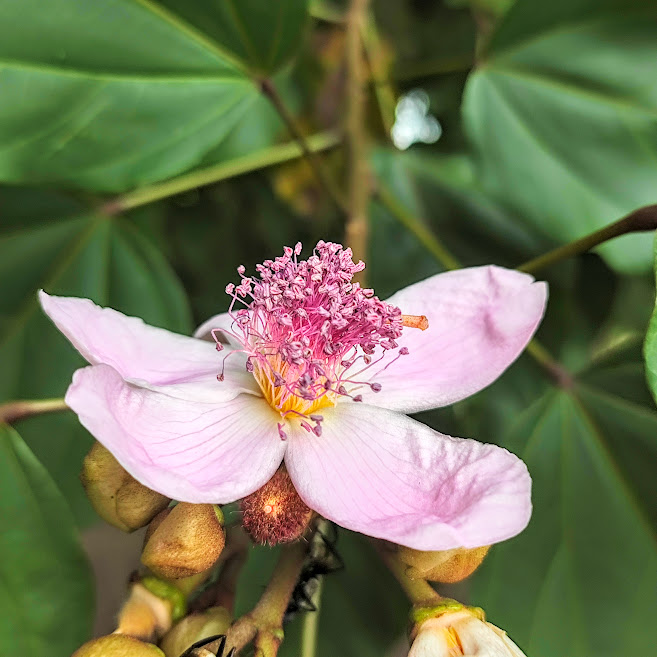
39,241 -> 546,550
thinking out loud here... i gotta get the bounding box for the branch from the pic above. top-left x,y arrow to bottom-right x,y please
224,541 -> 307,656
0,398 -> 68,425
345,0 -> 372,278
260,79 -> 348,215
517,204 -> 657,274
100,132 -> 341,215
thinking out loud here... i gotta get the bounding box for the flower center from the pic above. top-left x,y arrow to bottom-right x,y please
214,241 -> 424,439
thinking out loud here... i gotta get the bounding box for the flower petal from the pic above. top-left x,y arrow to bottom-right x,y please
457,616 -> 527,657
359,266 -> 547,412
66,364 -> 286,503
284,402 -> 531,550
39,291 -> 257,396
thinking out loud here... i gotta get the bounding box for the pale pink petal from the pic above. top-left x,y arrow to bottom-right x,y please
39,291 -> 257,396
66,364 -> 286,503
194,312 -> 236,342
358,266 -> 547,413
284,402 -> 531,550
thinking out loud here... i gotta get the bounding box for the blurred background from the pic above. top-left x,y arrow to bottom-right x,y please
1,0 -> 657,655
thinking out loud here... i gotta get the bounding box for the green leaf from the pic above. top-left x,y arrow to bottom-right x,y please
0,0 -> 308,191
0,423 -> 94,656
463,0 -> 657,273
370,148 -> 550,297
472,342 -> 657,657
0,188 -> 192,525
154,0 -> 310,76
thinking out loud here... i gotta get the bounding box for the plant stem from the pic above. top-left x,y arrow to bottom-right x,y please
375,184 -> 461,271
525,340 -> 573,388
0,398 -> 68,425
393,53 -> 474,82
361,12 -> 396,136
345,0 -> 372,278
300,576 -> 324,657
377,544 -> 442,607
517,204 -> 657,274
101,132 -> 341,215
260,79 -> 348,214
309,0 -> 346,23
225,541 -> 307,655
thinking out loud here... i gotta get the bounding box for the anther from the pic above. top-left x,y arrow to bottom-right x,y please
370,382 -> 382,393
401,314 -> 429,330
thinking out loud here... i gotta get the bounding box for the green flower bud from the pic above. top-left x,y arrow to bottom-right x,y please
81,442 -> 170,532
160,607 -> 232,657
72,634 -> 164,657
142,503 -> 225,579
397,545 -> 490,583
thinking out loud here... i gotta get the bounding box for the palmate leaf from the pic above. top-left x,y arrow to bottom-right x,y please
0,188 -> 192,525
471,341 -> 657,657
0,423 -> 94,656
0,0 -> 309,191
463,0 -> 657,273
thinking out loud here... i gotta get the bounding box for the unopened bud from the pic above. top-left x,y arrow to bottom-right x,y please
142,503 -> 225,579
81,442 -> 169,532
160,607 -> 231,657
240,467 -> 313,545
117,582 -> 176,640
409,605 -> 525,657
397,545 -> 490,583
72,634 -> 164,657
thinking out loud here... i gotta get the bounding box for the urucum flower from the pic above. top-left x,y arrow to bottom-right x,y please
409,608 -> 526,657
39,241 -> 546,550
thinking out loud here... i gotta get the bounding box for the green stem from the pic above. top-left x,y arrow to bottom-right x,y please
375,184 -> 461,271
300,576 -> 324,657
525,341 -> 573,388
518,204 -> 657,274
0,398 -> 68,425
345,0 -> 372,279
377,544 -> 442,607
101,132 -> 341,215
225,541 -> 307,655
361,12 -> 396,136
309,0 -> 346,23
260,79 -> 349,214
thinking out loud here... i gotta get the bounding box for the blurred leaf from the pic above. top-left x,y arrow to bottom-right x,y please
643,235 -> 657,403
369,148 -> 549,297
472,341 -> 657,657
0,0 -> 308,191
463,0 -> 657,273
0,188 -> 192,525
0,423 -> 93,656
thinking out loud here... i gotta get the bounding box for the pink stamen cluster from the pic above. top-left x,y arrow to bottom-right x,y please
214,242 -> 406,439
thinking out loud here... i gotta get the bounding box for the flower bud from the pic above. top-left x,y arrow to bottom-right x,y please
142,503 -> 225,579
81,442 -> 170,532
72,634 -> 164,657
240,466 -> 313,545
397,545 -> 489,583
160,607 -> 231,657
409,607 -> 526,657
117,581 -> 178,640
